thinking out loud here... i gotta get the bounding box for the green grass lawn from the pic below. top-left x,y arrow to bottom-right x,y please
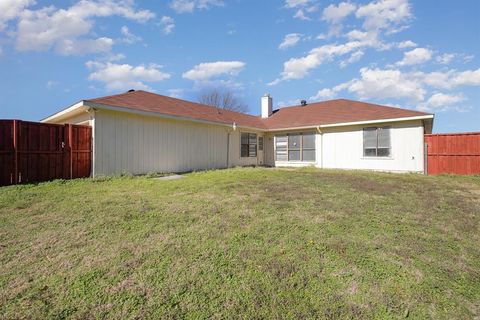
1,168 -> 479,319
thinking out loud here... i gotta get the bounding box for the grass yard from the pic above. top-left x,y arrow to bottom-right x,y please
1,168 -> 479,319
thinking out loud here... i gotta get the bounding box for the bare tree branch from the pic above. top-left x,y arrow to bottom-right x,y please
198,89 -> 249,113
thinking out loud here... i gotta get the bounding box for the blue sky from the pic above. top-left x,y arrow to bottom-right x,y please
0,0 -> 479,133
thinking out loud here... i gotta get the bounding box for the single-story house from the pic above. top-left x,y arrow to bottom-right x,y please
42,90 -> 434,176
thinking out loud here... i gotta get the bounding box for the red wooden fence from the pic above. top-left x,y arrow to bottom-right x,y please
0,120 -> 92,186
425,132 -> 480,175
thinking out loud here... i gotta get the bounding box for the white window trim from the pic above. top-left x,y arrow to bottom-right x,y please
274,132 -> 316,163
362,126 -> 393,159
240,132 -> 257,158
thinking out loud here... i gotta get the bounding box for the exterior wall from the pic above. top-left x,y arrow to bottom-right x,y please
54,107 -> 426,175
229,130 -> 262,167
92,110 -> 260,176
320,120 -> 425,172
267,120 -> 425,173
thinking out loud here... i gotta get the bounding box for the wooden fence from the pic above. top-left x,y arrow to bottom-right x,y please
0,120 -> 92,186
425,132 -> 480,175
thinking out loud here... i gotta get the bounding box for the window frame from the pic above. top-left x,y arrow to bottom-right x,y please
363,126 -> 391,158
275,132 -> 316,162
240,132 -> 257,158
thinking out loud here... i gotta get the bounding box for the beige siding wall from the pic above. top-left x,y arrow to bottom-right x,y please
267,121 -> 425,172
93,110 -> 260,176
321,120 -> 425,172
229,130 -> 262,167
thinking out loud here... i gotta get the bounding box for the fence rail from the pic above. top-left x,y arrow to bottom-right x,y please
0,120 -> 92,186
425,132 -> 480,175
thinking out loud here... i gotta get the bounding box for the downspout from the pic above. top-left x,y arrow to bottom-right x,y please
226,131 -> 230,168
316,126 -> 323,169
226,122 -> 237,168
86,107 -> 96,177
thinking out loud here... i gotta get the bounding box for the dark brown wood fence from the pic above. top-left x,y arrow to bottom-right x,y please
425,132 -> 480,175
0,120 -> 92,186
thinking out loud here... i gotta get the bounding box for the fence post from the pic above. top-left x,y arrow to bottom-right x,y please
64,124 -> 73,179
13,120 -> 19,184
424,142 -> 428,175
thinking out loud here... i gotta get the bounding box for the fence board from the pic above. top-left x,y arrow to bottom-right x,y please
0,120 -> 15,186
425,132 -> 480,175
0,120 -> 92,186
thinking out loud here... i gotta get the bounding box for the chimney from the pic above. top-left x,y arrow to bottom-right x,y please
261,94 -> 273,118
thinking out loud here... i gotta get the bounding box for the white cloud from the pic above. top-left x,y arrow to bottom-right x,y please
310,88 -> 336,100
169,0 -> 224,13
271,0 -> 417,86
322,2 -> 356,24
182,61 -> 245,81
340,50 -> 364,68
436,53 -> 455,65
159,16 -> 175,35
0,0 -> 34,31
119,26 -> 142,44
284,0 -> 313,8
310,67 -> 480,111
14,0 -> 154,55
396,47 -> 432,66
285,0 -> 319,20
269,41 -> 365,84
321,2 -> 356,38
452,68 -> 480,87
310,82 -> 351,100
347,67 -> 426,101
279,33 -> 303,50
356,0 -> 412,32
397,40 -> 417,48
86,61 -> 171,91
56,37 -> 113,55
168,88 -> 185,98
419,93 -> 465,111
293,9 -> 310,20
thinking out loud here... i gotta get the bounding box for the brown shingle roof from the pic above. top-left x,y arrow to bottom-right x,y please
86,90 -> 266,129
85,90 -> 432,130
262,99 -> 431,129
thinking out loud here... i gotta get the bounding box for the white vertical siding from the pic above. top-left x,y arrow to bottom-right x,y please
321,120 -> 425,172
267,121 -> 424,172
228,130 -> 260,167
93,110 -> 232,176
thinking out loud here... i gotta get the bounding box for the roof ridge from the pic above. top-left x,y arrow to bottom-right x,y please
87,89 -> 263,121
85,90 -> 137,102
276,98 -> 432,116
332,98 -> 433,115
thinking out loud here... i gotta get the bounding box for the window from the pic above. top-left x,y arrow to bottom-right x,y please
258,137 -> 264,151
275,132 -> 315,162
241,133 -> 257,157
302,133 -> 316,161
275,136 -> 288,161
363,127 -> 391,157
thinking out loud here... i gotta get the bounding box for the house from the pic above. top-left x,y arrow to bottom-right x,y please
42,90 -> 434,176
